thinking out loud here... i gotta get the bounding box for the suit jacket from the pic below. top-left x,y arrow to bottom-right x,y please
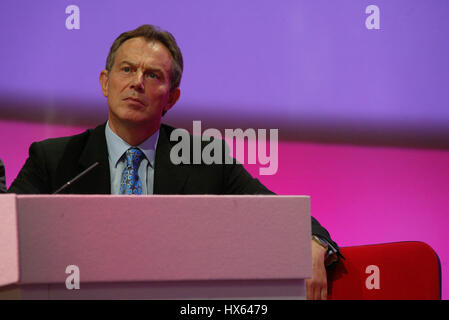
8,123 -> 339,250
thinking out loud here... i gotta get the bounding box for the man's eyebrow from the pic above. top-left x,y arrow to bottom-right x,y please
118,60 -> 165,75
119,60 -> 136,66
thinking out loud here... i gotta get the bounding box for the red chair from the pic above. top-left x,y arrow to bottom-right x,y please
327,241 -> 441,300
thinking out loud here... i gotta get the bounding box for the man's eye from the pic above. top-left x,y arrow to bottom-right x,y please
147,72 -> 158,79
122,67 -> 131,73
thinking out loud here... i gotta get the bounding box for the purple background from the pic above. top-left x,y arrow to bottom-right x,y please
0,0 -> 448,146
1,0 -> 448,298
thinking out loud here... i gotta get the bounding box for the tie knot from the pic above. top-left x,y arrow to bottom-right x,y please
125,147 -> 144,169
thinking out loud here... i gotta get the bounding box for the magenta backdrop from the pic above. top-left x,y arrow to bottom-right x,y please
1,119 -> 447,299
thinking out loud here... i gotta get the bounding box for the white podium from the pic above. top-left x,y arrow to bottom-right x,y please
0,194 -> 312,299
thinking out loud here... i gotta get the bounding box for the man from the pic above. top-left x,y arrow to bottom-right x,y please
8,24 -> 340,299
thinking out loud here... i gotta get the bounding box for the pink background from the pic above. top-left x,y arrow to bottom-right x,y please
1,119 -> 447,299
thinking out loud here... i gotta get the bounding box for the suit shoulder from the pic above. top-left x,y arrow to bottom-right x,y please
32,126 -> 98,153
160,123 -> 177,136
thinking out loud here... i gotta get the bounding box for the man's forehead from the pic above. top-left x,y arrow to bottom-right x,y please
115,37 -> 172,69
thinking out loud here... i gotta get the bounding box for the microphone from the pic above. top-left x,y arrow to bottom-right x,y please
53,162 -> 100,194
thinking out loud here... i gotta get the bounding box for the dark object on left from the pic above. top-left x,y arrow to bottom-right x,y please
0,158 -> 6,193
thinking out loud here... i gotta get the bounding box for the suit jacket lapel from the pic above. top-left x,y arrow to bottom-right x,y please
75,123 -> 111,194
153,124 -> 190,194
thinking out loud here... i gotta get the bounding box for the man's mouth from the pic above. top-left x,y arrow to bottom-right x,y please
124,97 -> 145,107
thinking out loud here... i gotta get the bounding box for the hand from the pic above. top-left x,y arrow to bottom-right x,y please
306,239 -> 328,300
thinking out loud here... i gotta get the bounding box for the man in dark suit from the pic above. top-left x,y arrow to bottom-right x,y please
8,24 -> 340,299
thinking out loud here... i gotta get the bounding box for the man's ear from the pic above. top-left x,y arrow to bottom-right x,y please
163,87 -> 181,114
99,70 -> 109,97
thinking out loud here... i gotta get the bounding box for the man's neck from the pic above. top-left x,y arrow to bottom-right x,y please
107,119 -> 160,146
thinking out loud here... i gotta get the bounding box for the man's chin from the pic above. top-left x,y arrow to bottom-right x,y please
109,108 -> 162,128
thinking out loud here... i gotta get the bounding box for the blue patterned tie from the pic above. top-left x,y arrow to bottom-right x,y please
120,147 -> 144,195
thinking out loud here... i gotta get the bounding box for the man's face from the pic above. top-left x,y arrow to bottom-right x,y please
100,37 -> 180,131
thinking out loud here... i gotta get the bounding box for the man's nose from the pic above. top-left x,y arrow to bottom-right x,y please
130,71 -> 145,91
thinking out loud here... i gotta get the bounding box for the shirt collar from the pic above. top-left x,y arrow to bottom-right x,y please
105,121 -> 159,168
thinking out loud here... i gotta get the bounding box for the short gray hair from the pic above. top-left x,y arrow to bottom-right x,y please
105,24 -> 183,91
